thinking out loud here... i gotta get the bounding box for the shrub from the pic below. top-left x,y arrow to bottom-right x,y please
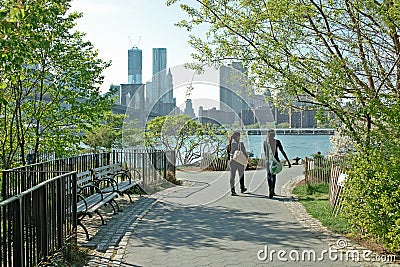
248,157 -> 263,167
341,145 -> 400,253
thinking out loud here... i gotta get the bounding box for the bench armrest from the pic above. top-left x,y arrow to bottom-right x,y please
119,168 -> 141,181
113,171 -> 131,183
78,184 -> 104,200
94,177 -> 118,192
77,193 -> 88,213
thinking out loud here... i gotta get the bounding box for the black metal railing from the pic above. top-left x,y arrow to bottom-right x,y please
0,172 -> 77,267
2,153 -> 106,200
2,149 -> 176,200
112,149 -> 176,185
0,149 -> 175,266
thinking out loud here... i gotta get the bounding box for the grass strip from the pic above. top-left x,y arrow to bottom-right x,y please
292,182 -> 349,234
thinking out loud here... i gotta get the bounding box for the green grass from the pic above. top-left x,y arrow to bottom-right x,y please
292,182 -> 349,234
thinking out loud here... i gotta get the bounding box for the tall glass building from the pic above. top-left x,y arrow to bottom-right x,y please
152,48 -> 167,76
150,48 -> 176,116
128,47 -> 142,84
152,48 -> 167,101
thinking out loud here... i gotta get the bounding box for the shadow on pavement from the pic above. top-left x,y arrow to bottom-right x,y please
129,201 -> 323,253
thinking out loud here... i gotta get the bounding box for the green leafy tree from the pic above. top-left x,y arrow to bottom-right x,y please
83,112 -> 125,152
0,0 -> 113,169
121,119 -> 145,149
341,143 -> 400,252
145,114 -> 226,165
167,0 -> 400,251
167,0 -> 400,148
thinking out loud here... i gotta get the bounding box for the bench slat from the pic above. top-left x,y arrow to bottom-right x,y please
76,163 -> 143,240
86,192 -> 118,213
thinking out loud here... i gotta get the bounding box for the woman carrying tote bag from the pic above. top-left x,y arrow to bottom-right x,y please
263,129 -> 291,199
227,131 -> 248,196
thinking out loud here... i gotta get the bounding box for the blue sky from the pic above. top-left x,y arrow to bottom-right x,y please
69,0 -> 199,93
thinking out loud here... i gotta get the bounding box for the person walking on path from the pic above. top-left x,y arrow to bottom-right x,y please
263,129 -> 291,199
227,131 -> 248,196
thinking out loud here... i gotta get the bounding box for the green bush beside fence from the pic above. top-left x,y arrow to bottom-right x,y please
341,146 -> 400,253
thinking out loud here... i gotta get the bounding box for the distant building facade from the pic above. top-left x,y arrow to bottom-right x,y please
219,62 -> 276,125
198,107 -> 236,125
272,104 -> 317,128
128,47 -> 142,84
255,106 -> 274,124
184,99 -> 196,118
219,62 -> 252,115
240,106 -> 275,126
152,48 -> 167,102
148,48 -> 176,116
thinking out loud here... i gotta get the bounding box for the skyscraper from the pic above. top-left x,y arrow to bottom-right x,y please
152,48 -> 167,101
165,68 -> 174,103
149,48 -> 176,116
128,47 -> 142,84
184,99 -> 196,118
219,62 -> 250,115
152,48 -> 167,75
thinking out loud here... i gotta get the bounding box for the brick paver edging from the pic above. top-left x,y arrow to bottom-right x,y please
84,197 -> 158,267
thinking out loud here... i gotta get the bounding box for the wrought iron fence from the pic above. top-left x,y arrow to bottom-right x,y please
2,153 -> 109,200
0,172 -> 77,267
2,150 -> 176,200
107,149 -> 176,186
0,149 -> 175,266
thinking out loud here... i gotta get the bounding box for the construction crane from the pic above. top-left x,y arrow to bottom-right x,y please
128,36 -> 133,48
136,36 -> 141,48
128,36 -> 141,49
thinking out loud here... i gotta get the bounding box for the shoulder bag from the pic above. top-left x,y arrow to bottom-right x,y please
232,143 -> 248,166
267,143 -> 283,175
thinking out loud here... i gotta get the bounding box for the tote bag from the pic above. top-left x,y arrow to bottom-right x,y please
267,143 -> 283,175
232,143 -> 248,166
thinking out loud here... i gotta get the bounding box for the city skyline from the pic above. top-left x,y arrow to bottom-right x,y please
69,0 -> 199,94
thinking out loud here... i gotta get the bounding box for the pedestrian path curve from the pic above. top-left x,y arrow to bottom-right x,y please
85,166 -> 397,267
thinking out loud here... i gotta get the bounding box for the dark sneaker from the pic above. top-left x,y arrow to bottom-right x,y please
269,190 -> 274,199
241,188 -> 247,193
231,191 -> 238,196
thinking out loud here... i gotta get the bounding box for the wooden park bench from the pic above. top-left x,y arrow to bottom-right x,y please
91,163 -> 145,203
75,163 -> 145,240
76,170 -> 119,240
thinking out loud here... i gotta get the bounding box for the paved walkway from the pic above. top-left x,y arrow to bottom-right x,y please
84,166 -> 398,267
